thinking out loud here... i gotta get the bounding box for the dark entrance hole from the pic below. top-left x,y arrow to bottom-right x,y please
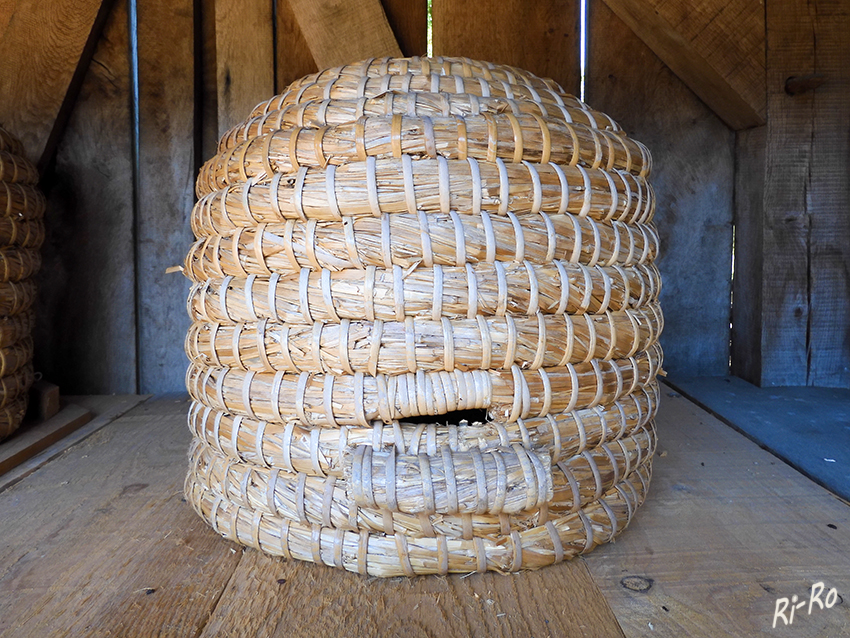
401,409 -> 490,427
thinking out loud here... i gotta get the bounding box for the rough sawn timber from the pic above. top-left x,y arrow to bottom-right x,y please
432,0 -> 580,96
286,0 -> 402,70
587,0 -> 734,378
601,0 -> 765,130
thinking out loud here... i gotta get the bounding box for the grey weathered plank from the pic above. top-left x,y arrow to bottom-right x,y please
35,0 -> 138,395
584,385 -> 850,637
432,0 -> 580,96
730,125 -> 766,383
759,0 -> 813,386
587,0 -> 734,377
0,397 -> 242,637
806,1 -> 850,387
135,0 -> 196,394
733,0 -> 850,389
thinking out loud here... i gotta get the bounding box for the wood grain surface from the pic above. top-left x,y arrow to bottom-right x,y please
0,396 -> 624,637
804,0 -> 850,388
135,0 -> 196,394
214,0 -> 275,137
275,0 -> 319,92
3,390 -> 850,635
432,0 -> 580,96
287,0 -> 402,69
381,0 -> 427,57
584,385 -> 850,637
0,398 -> 242,637
34,0 -> 138,395
587,0 -> 734,377
0,403 -> 92,476
0,0 -> 109,164
730,125 -> 766,383
601,0 -> 764,129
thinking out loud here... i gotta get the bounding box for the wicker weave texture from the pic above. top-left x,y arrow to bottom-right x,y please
0,127 -> 43,441
183,56 -> 663,577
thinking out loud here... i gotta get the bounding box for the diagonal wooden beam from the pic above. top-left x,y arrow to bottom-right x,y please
601,0 -> 765,130
287,0 -> 401,70
0,0 -> 115,169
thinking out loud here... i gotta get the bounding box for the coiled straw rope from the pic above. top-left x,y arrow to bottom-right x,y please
184,56 -> 663,576
0,128 -> 43,441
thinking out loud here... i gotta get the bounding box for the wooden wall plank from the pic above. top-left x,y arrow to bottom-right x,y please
34,0 -> 137,394
287,0 -> 401,70
275,0 -> 318,91
135,0 -> 196,394
730,126 -> 766,383
432,0 -> 580,96
732,0 -> 849,389
588,0 -> 735,377
759,0 -> 815,386
0,0 -> 110,165
601,0 -> 764,130
200,0 -> 219,161
806,2 -> 850,387
215,0 -> 275,137
380,0 -> 427,57
652,0 -> 765,121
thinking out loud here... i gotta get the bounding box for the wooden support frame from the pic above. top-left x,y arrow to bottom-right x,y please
732,0 -> 850,388
601,0 -> 765,130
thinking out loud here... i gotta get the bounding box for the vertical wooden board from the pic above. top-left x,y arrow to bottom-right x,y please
199,546 -> 624,638
730,126 -> 766,384
807,1 -> 850,388
432,0 -> 580,96
587,1 -> 734,377
200,0 -> 219,161
275,0 -> 318,91
0,0 -> 107,164
380,0 -> 427,57
136,0 -> 196,394
286,0 -> 401,70
760,0 -> 814,386
34,0 -> 136,394
215,0 -> 275,137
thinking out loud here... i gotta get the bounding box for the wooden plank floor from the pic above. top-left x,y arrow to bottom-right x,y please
1,389 -> 848,636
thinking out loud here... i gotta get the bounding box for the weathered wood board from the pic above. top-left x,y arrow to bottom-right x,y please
214,0 -> 275,137
584,385 -> 850,637
0,396 -> 624,637
287,0 -> 401,69
275,0 -> 319,92
732,0 -> 850,388
0,0 -> 111,165
601,0 -> 765,129
587,0 -> 735,377
432,0 -> 580,96
0,398 -> 243,637
34,0 -> 138,395
135,0 -> 196,394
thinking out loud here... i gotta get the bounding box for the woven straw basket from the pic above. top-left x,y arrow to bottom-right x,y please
0,127 -> 43,441
183,57 -> 662,577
